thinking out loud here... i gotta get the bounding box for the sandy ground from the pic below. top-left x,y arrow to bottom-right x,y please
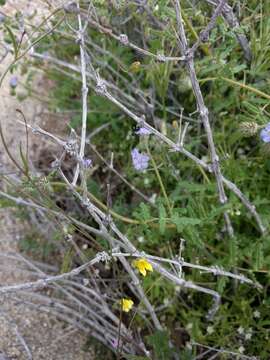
0,1 -> 94,359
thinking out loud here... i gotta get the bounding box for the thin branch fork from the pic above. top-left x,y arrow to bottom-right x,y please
80,14 -> 185,63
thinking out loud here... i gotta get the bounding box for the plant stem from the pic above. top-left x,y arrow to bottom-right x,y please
146,144 -> 173,216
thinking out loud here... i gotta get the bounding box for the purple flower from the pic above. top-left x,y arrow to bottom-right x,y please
82,158 -> 92,168
131,148 -> 149,171
260,123 -> 270,143
9,76 -> 18,88
135,126 -> 151,136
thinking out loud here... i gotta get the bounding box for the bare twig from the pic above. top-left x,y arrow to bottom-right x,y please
0,252 -> 109,295
192,341 -> 258,360
72,1 -> 89,185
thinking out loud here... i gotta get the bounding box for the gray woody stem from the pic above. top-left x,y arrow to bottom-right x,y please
174,0 -> 234,238
72,1 -> 89,186
0,252 -> 108,295
189,0 -> 227,56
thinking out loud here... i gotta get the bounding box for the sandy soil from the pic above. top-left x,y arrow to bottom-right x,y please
0,1 -> 94,359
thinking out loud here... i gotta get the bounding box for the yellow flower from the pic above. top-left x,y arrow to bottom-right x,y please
121,298 -> 134,313
133,258 -> 153,277
129,61 -> 141,73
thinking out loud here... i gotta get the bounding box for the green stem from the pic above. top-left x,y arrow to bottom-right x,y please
0,13 -> 63,87
181,8 -> 210,56
146,144 -> 173,216
199,76 -> 270,101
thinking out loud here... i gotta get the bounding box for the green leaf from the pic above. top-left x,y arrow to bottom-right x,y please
255,242 -> 263,271
159,204 -> 167,235
229,236 -> 238,267
134,203 -> 152,222
19,142 -> 29,175
206,203 -> 231,220
232,64 -> 247,74
4,24 -> 18,59
61,248 -> 74,273
140,203 -> 151,221
217,276 -> 229,294
171,214 -> 201,233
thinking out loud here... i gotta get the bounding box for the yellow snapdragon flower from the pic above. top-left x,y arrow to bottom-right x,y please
133,258 -> 153,276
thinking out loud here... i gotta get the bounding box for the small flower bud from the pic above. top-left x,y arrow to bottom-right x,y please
9,76 -> 18,89
129,61 -> 141,73
82,158 -> 92,168
119,34 -> 129,45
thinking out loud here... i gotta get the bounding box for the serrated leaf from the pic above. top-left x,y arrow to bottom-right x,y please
134,202 -> 151,222
171,214 -> 201,233
206,203 -> 231,220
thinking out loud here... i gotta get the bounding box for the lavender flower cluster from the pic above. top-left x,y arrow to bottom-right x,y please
131,148 -> 149,171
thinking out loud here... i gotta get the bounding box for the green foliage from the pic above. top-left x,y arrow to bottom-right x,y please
6,0 -> 270,358
146,330 -> 177,360
171,212 -> 201,233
